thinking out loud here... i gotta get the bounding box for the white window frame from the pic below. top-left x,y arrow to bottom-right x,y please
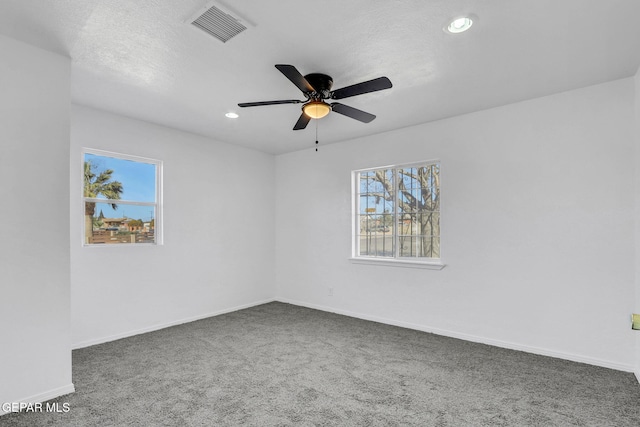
82,148 -> 163,246
350,160 -> 444,269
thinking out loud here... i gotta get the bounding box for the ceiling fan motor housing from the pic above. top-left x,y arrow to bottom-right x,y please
304,73 -> 333,99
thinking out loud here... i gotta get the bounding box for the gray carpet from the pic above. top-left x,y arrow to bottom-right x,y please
2,302 -> 640,426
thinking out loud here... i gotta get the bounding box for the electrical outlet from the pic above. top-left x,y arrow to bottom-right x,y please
328,287 -> 333,296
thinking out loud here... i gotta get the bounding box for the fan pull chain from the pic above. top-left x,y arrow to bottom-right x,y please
315,119 -> 319,152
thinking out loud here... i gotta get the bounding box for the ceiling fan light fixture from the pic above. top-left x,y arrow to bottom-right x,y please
303,101 -> 331,119
446,16 -> 474,34
225,112 -> 239,118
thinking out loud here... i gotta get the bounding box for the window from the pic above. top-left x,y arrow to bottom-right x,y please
353,161 -> 441,267
83,149 -> 162,245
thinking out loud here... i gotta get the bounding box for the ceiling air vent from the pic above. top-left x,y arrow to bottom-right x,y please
189,2 -> 251,43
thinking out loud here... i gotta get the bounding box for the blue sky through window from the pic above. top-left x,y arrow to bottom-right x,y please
85,153 -> 157,222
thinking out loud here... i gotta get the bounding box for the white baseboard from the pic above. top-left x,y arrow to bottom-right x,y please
72,298 -> 276,349
0,383 -> 75,417
635,370 -> 640,385
276,297 -> 635,373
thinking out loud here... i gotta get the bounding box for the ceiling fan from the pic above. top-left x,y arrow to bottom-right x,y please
238,64 -> 392,130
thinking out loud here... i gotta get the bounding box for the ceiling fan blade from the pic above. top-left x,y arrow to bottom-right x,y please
330,103 -> 376,123
293,112 -> 311,130
331,76 -> 392,100
275,64 -> 316,93
238,99 -> 303,107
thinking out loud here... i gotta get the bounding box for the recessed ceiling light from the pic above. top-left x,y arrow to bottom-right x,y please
225,112 -> 239,119
446,16 -> 474,34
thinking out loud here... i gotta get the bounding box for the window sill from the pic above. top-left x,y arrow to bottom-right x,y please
349,257 -> 446,270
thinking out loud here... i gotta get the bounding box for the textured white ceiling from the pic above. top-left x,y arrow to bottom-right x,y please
2,0 -> 640,154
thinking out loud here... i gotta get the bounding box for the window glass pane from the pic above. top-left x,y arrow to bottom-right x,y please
85,153 -> 156,202
365,169 -> 391,195
355,162 -> 439,261
357,167 -> 395,258
359,173 -> 369,193
432,163 -> 440,184
84,151 -> 160,246
368,178 -> 381,194
359,233 -> 394,257
380,214 -> 393,233
399,168 -> 416,190
399,236 -> 415,257
411,167 -> 419,188
397,197 -> 410,215
411,188 -> 420,209
417,235 -> 440,258
359,169 -> 394,220
417,212 -> 440,236
84,202 -> 155,244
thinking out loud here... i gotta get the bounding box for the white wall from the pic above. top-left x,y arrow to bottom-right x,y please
276,78 -> 636,371
0,35 -> 73,409
70,105 -> 276,347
